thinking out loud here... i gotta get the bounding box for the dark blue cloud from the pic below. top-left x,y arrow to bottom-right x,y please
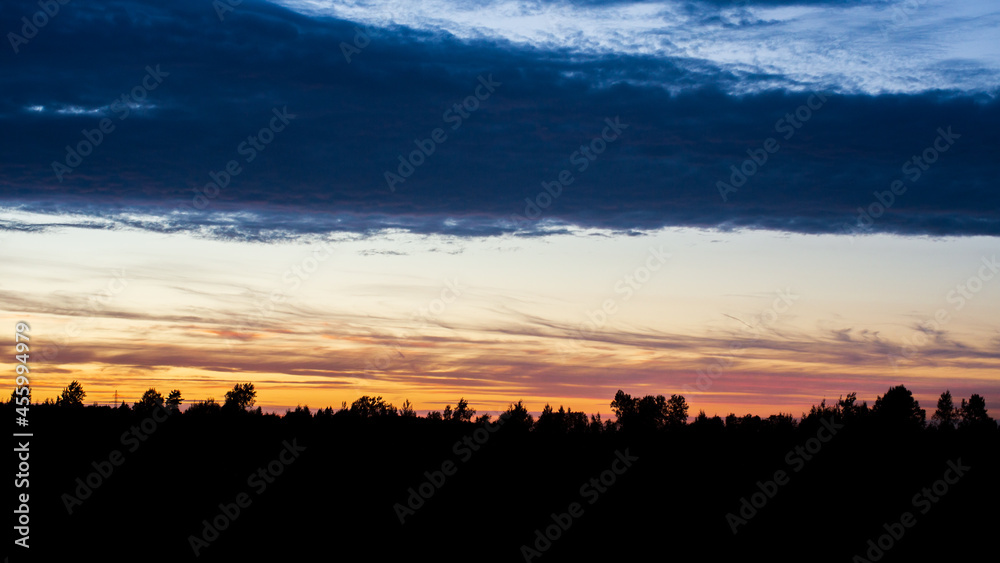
0,0 -> 997,239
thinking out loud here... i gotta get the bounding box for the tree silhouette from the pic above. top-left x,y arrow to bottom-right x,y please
349,395 -> 397,418
801,393 -> 869,429
535,404 -> 559,433
665,394 -> 689,428
58,380 -> 86,407
611,390 -> 688,431
10,379 -> 1000,560
725,413 -> 762,432
959,393 -> 994,429
451,398 -> 476,423
165,389 -> 183,413
589,413 -> 606,434
135,388 -> 165,413
803,398 -> 837,423
536,404 -> 589,433
763,413 -> 797,431
186,398 -> 221,415
311,406 -> 334,420
837,392 -> 869,423
400,399 -> 416,417
224,383 -> 257,411
636,394 -> 669,429
502,400 -> 533,431
724,413 -> 739,428
610,390 -> 637,425
932,390 -> 958,429
285,404 -> 312,421
873,385 -> 925,428
693,410 -> 725,431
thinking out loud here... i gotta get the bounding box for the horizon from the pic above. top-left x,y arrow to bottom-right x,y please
31,379 -> 996,425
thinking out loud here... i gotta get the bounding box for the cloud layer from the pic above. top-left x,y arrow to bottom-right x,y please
1,0 -> 998,239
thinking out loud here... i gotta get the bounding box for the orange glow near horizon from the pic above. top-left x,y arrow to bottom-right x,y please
3,226 -> 999,420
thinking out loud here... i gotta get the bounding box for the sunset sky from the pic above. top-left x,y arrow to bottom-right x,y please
1,0 -> 998,417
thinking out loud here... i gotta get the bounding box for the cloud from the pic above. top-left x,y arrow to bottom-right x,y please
0,0 -> 997,240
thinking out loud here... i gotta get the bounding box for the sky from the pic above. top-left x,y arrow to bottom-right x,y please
1,0 -> 998,417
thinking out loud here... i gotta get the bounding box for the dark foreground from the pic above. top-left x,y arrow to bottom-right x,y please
7,406 -> 999,562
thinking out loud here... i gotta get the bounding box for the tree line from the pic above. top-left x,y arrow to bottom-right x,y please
16,380 -> 258,414
17,380 -> 996,433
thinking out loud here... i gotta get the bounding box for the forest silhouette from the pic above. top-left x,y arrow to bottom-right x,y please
8,381 -> 998,562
